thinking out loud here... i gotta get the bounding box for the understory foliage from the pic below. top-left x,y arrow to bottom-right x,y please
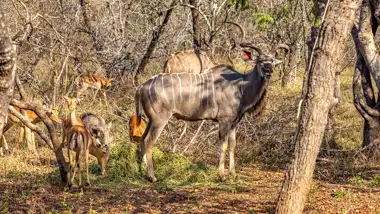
0,0 -> 366,187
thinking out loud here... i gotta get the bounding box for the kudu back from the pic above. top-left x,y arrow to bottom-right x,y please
163,49 -> 215,74
136,42 -> 289,182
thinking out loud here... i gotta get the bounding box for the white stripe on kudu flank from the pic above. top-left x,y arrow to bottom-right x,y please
161,75 -> 169,104
193,73 -> 197,103
211,73 -> 216,106
189,73 -> 193,95
205,73 -> 208,106
177,74 -> 182,100
170,74 -> 176,109
200,74 -> 204,106
148,75 -> 157,102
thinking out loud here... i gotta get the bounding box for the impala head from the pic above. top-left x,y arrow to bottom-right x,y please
63,96 -> 82,111
240,43 -> 289,78
49,107 -> 62,124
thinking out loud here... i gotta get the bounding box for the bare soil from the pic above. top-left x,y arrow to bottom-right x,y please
1,158 -> 380,214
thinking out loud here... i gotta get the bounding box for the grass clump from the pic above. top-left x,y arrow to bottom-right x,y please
101,140 -> 217,186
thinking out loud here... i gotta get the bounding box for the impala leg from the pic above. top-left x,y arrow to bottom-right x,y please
0,137 -> 3,156
68,146 -> 73,189
91,89 -> 99,105
1,136 -> 9,156
228,127 -> 237,178
85,145 -> 91,187
77,149 -> 83,189
16,126 -> 25,150
2,123 -> 12,155
218,121 -> 231,181
145,120 -> 168,182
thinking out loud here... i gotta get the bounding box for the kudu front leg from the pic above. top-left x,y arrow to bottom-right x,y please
218,122 -> 231,181
228,127 -> 237,178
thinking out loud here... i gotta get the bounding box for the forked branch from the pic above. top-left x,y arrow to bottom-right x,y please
8,105 -> 53,149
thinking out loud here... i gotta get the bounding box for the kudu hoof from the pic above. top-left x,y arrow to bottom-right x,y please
218,174 -> 226,182
150,176 -> 157,183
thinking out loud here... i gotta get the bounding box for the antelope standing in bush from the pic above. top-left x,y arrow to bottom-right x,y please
62,96 -> 101,189
135,43 -> 289,182
77,75 -> 112,104
163,50 -> 215,74
0,106 -> 61,156
56,108 -> 110,175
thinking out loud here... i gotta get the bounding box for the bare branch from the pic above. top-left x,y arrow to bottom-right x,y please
8,106 -> 53,150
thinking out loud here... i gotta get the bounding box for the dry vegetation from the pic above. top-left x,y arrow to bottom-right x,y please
1,0 -> 380,213
2,65 -> 380,213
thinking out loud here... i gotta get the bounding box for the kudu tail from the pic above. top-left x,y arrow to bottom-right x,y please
135,87 -> 143,126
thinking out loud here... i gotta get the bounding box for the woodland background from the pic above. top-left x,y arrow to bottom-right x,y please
1,0 -> 379,213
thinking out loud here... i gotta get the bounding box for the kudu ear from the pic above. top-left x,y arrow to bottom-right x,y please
273,58 -> 283,66
107,122 -> 113,129
242,50 -> 252,61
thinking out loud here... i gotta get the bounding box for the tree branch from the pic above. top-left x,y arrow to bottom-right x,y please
8,106 -> 53,149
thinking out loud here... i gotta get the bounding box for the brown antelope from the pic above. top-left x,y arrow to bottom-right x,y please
0,106 -> 61,156
136,43 -> 289,182
55,109 -> 110,176
163,50 -> 215,74
128,115 -> 147,143
62,96 -> 95,189
77,75 -> 112,104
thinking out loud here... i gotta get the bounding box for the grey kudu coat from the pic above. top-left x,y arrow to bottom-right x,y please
136,44 -> 287,182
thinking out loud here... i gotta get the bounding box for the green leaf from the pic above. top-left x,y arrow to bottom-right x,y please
315,17 -> 322,27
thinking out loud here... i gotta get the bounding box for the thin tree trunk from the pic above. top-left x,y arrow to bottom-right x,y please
0,15 -> 17,145
351,0 -> 380,162
134,0 -> 177,83
281,44 -> 301,87
189,0 -> 201,48
276,1 -> 358,213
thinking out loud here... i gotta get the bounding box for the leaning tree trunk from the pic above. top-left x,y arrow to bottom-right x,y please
352,0 -> 380,161
134,0 -> 177,83
276,1 -> 359,213
0,14 -> 17,142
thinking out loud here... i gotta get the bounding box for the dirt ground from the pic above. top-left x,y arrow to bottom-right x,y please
1,157 -> 380,214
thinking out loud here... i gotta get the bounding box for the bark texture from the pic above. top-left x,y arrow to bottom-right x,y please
276,1 -> 359,213
0,14 -> 17,144
352,0 -> 380,161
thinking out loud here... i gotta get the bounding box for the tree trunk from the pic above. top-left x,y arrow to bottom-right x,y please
134,0 -> 177,83
281,44 -> 301,87
189,0 -> 201,49
351,0 -> 380,162
0,15 -> 17,143
276,1 -> 359,213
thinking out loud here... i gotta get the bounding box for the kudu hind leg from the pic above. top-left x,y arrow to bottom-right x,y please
144,120 -> 168,182
139,122 -> 152,164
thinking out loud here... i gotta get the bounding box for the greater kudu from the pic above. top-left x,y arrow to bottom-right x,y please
163,50 -> 215,74
135,43 -> 289,182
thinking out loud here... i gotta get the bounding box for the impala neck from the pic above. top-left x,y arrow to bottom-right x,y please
70,108 -> 79,125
